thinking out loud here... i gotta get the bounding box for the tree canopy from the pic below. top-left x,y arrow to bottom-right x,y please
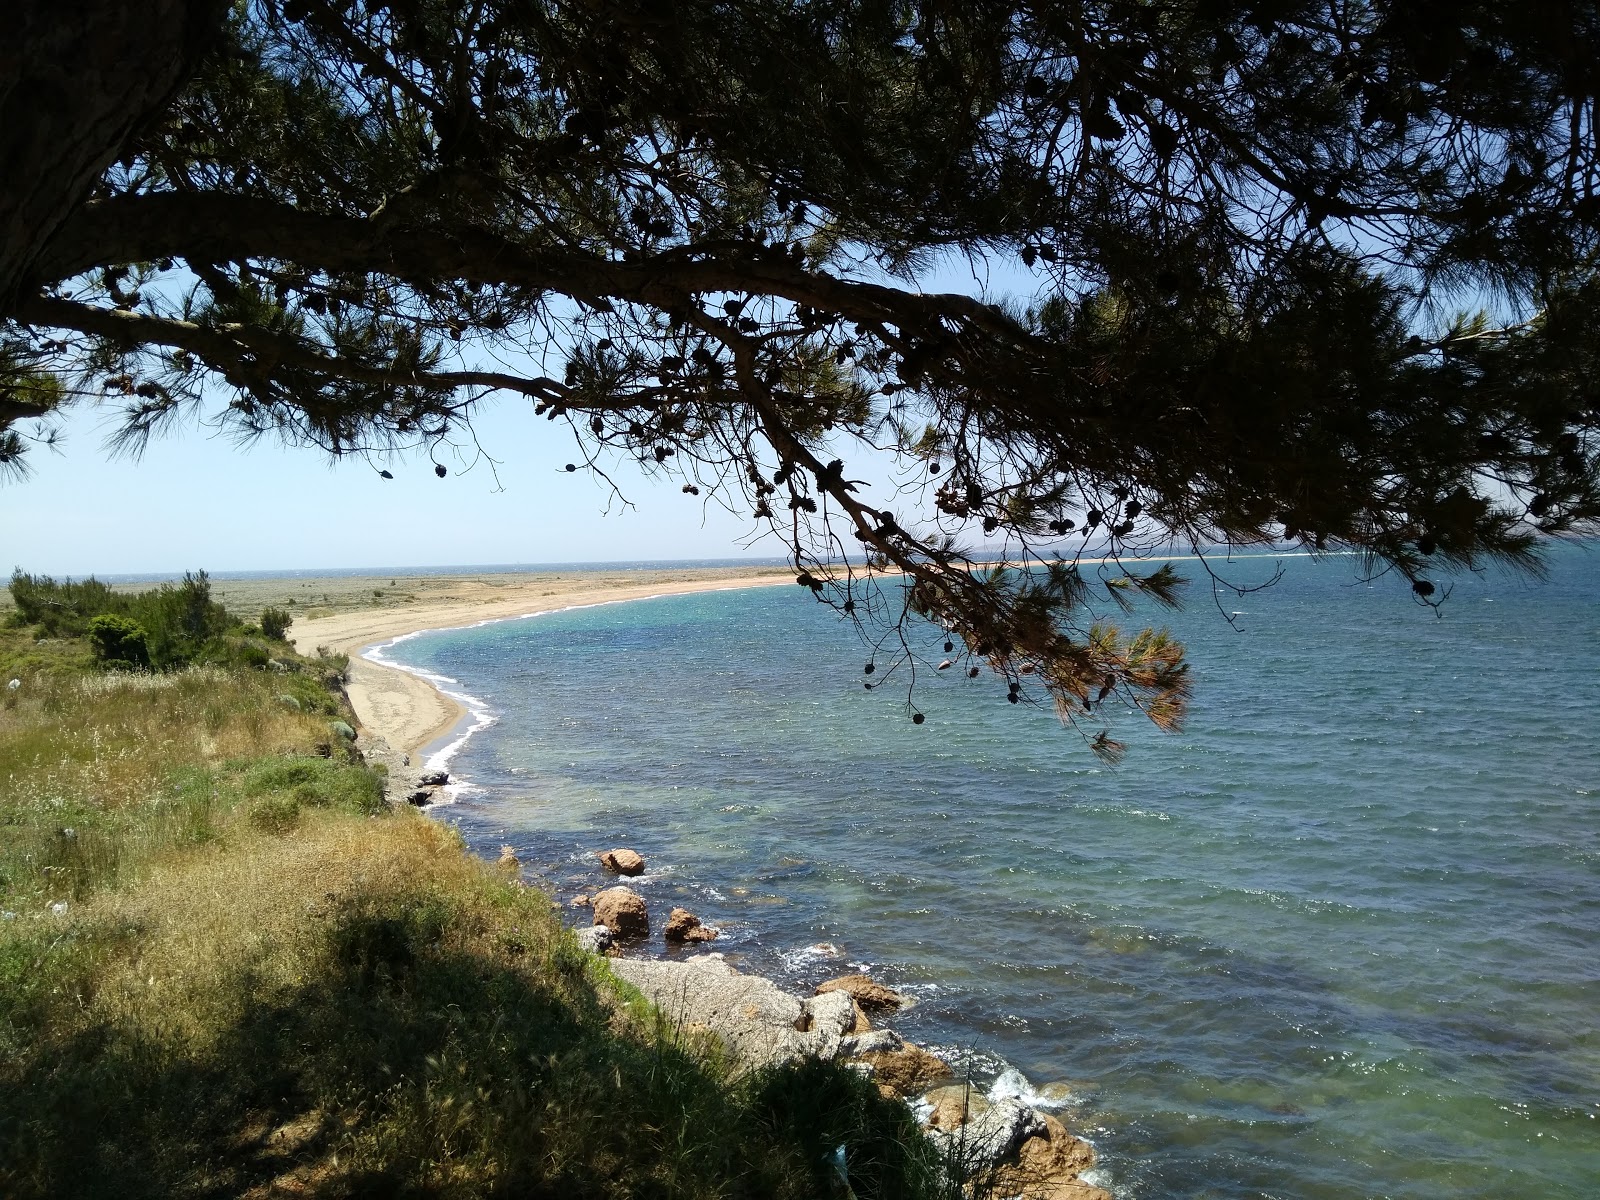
4,0 -> 1599,755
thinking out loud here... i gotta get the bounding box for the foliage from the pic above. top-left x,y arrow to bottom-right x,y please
6,0 -> 1600,753
9,569 -> 241,669
259,604 -> 292,640
0,653 -> 945,1200
85,613 -> 150,667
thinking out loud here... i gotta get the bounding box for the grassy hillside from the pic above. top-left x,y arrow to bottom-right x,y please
0,603 -> 940,1198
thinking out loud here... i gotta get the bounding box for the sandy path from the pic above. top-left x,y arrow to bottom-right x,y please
286,568 -> 792,763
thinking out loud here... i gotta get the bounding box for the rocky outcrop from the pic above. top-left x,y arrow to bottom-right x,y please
663,907 -> 718,943
987,1113 -> 1108,1200
592,886 -> 649,937
599,848 -> 645,876
929,1097 -> 1045,1173
607,954 -> 857,1069
857,1044 -> 953,1096
418,769 -> 449,787
924,1083 -> 987,1131
814,973 -> 906,1012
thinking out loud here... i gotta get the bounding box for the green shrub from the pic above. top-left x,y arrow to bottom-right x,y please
86,614 -> 150,668
260,607 -> 292,641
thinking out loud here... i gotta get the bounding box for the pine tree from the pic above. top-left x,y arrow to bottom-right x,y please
4,1 -> 1598,753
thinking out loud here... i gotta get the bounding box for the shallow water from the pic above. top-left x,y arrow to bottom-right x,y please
386,547 -> 1600,1198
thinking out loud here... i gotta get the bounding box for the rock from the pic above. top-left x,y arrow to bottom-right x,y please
930,1098 -> 1045,1174
418,770 -> 449,786
608,955 -> 849,1069
664,907 -> 718,943
988,1113 -> 1105,1200
574,925 -> 614,954
592,886 -> 649,937
849,999 -> 872,1033
497,845 -> 520,870
570,893 -> 591,908
405,790 -> 432,806
814,973 -> 907,1013
857,1044 -> 952,1096
599,847 -> 646,875
800,989 -> 856,1038
923,1083 -> 989,1131
839,1028 -> 903,1057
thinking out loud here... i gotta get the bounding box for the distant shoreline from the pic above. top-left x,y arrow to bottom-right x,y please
281,566 -> 795,769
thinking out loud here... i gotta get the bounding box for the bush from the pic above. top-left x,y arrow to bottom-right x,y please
260,607 -> 292,641
86,615 -> 150,668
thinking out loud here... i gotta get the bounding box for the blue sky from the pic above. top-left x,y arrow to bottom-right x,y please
6,394 -> 780,576
9,254 -> 1033,579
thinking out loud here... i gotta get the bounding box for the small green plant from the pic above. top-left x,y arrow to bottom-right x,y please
86,614 -> 150,668
260,606 -> 292,640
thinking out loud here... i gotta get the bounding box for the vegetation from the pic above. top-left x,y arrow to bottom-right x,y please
4,1 -> 1599,753
0,590 -> 942,1199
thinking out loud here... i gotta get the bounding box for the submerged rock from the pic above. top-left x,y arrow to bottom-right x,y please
599,847 -> 645,875
592,886 -> 649,937
815,973 -> 907,1013
664,907 -> 718,943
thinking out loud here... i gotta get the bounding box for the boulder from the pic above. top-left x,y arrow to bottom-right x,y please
418,770 -> 449,787
930,1098 -> 1045,1174
608,955 -> 848,1069
923,1083 -> 988,1131
814,973 -> 906,1012
800,989 -> 857,1038
857,1044 -> 952,1096
570,893 -> 591,908
664,907 -> 718,943
405,790 -> 432,806
592,886 -> 649,937
497,845 -> 520,870
849,999 -> 872,1034
987,1113 -> 1105,1200
599,847 -> 646,875
840,1028 -> 903,1057
574,925 -> 614,954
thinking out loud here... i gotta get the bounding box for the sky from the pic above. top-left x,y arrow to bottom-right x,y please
6,255 -> 1029,580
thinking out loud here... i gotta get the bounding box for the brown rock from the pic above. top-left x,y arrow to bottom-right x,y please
592,886 -> 649,937
664,907 -> 719,943
570,893 -> 591,908
858,1044 -> 952,1096
922,1083 -> 989,1130
599,848 -> 645,875
497,845 -> 520,870
990,1113 -> 1104,1200
814,973 -> 906,1012
849,998 -> 872,1034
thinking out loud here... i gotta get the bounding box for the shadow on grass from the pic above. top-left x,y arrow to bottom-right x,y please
0,898 -> 939,1200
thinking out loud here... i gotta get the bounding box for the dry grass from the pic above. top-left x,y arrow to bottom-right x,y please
0,650 -> 941,1200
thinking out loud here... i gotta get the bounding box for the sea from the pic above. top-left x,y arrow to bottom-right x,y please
372,545 -> 1599,1199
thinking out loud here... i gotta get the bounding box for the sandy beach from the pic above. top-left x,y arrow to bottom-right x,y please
248,566 -> 795,766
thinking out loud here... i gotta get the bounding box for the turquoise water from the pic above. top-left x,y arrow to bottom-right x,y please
385,548 -> 1600,1198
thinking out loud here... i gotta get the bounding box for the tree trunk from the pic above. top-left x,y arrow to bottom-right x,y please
0,0 -> 223,311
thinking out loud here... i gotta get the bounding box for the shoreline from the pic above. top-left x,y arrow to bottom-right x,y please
286,567 -> 794,783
